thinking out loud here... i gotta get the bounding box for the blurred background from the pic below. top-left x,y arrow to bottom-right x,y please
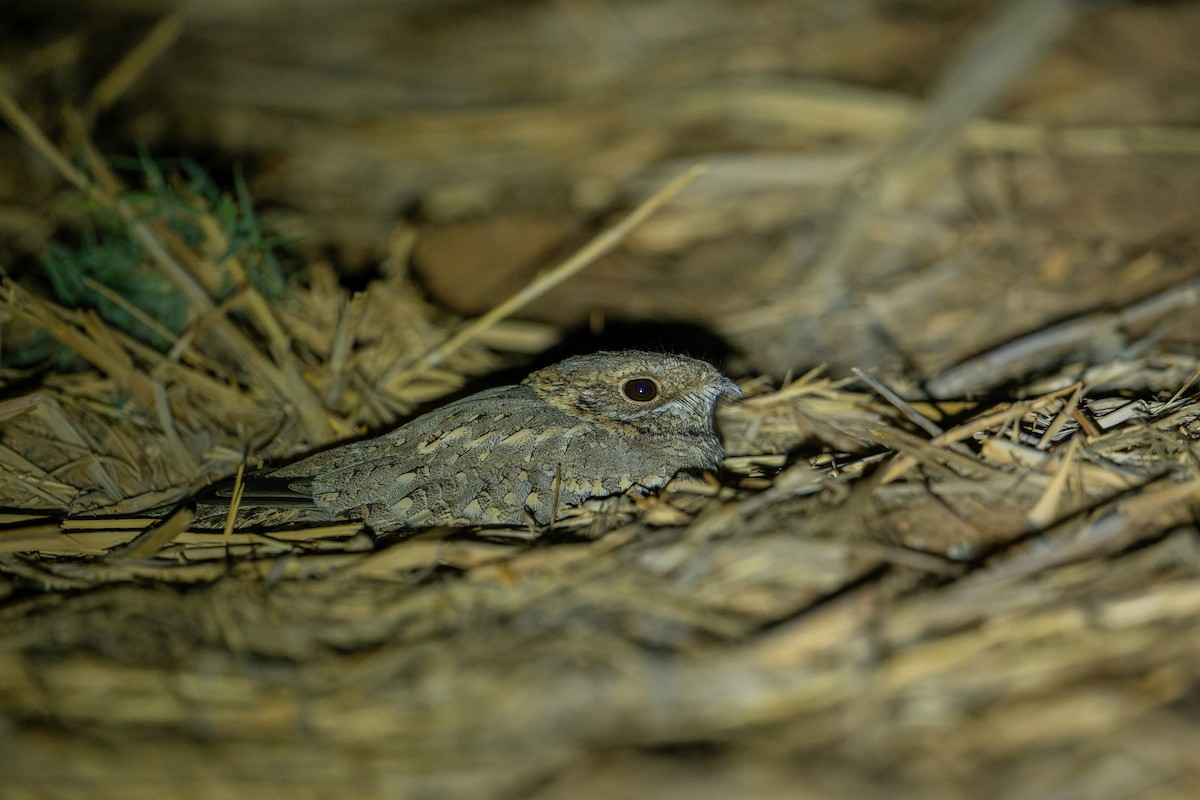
5,0 -> 1198,381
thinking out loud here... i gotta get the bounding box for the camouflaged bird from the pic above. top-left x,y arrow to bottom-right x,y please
205,351 -> 741,531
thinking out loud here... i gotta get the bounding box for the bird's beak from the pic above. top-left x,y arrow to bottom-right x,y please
715,376 -> 743,401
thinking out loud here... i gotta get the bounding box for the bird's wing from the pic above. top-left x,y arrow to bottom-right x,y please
293,386 -> 571,518
268,385 -> 521,482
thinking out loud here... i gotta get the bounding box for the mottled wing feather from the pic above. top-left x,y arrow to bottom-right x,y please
285,385 -> 570,522
270,386 -> 517,480
367,407 -> 568,525
353,409 -> 641,528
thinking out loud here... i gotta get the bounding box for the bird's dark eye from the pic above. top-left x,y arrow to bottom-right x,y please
622,378 -> 659,402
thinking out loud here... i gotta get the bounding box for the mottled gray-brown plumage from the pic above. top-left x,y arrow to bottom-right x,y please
207,350 -> 740,531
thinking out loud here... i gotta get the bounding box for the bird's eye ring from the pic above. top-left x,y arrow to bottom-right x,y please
622,378 -> 659,402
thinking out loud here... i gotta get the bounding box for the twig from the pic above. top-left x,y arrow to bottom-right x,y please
223,460 -> 248,541
110,506 -> 194,559
387,163 -> 707,388
852,367 -> 943,437
80,275 -> 179,346
0,85 -> 91,193
84,15 -> 184,124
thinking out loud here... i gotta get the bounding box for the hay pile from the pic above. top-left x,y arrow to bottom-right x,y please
2,1 -> 1200,798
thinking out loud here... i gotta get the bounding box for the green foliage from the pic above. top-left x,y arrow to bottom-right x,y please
110,153 -> 290,300
2,329 -> 79,370
41,214 -> 188,351
15,154 -> 293,368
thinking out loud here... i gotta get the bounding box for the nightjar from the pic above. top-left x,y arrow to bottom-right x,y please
209,350 -> 740,531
